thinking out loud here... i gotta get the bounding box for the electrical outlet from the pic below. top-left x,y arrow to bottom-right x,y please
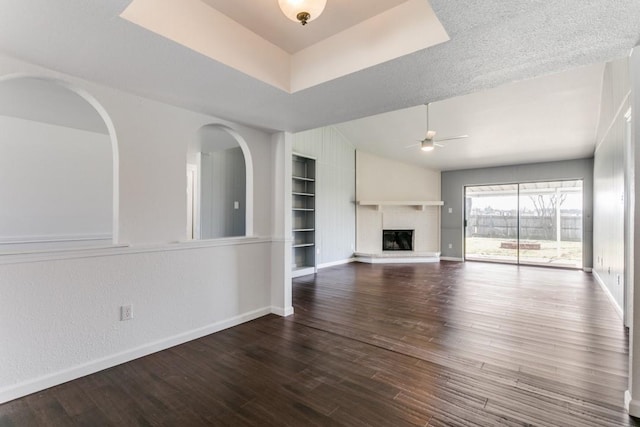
448,243 -> 453,249
448,208 -> 453,214
120,304 -> 133,321
234,201 -> 239,210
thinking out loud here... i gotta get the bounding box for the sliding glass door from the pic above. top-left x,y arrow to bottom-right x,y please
465,180 -> 583,268
465,184 -> 519,264
518,181 -> 583,267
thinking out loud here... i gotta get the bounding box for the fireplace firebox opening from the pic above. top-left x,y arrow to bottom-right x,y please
382,229 -> 414,251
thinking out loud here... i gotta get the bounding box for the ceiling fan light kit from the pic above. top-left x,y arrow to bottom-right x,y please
278,0 -> 327,26
408,102 -> 469,153
421,139 -> 435,152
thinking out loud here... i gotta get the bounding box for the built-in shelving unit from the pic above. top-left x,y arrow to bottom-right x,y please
292,154 -> 317,278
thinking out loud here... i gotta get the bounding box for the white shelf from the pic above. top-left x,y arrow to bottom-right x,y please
293,228 -> 315,232
292,176 -> 315,182
293,243 -> 315,248
292,192 -> 315,197
292,208 -> 314,212
357,200 -> 444,211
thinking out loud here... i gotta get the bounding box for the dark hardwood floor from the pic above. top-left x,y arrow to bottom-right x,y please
1,261 -> 636,426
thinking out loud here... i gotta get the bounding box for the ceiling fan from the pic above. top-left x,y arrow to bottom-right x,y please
406,103 -> 469,152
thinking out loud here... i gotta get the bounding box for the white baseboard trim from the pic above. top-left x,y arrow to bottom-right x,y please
0,306 -> 272,405
583,267 -> 593,273
440,257 -> 464,262
271,306 -> 294,317
318,258 -> 355,269
592,270 -> 624,320
292,266 -> 316,278
625,390 -> 640,417
0,233 -> 112,244
355,256 -> 439,264
354,251 -> 440,264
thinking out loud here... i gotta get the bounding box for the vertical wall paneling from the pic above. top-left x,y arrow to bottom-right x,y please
626,45 -> 640,417
593,56 -> 631,315
199,147 -> 246,239
292,127 -> 356,266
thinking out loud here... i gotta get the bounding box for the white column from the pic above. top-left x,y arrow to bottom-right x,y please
269,131 -> 294,316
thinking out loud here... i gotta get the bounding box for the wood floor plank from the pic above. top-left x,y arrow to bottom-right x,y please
1,261 -> 638,426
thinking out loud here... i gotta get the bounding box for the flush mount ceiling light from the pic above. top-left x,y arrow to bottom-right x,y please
278,0 -> 327,26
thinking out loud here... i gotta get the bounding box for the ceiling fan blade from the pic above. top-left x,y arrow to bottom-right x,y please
405,142 -> 420,148
434,142 -> 445,148
434,134 -> 469,142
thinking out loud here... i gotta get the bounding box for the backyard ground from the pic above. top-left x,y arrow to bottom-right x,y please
465,237 -> 582,268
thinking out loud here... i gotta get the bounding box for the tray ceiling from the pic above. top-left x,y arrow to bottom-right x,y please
200,0 -> 410,54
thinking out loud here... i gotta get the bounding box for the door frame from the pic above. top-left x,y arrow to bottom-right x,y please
187,163 -> 199,240
463,179 -> 584,269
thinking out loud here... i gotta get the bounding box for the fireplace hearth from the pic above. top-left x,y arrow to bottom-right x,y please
382,229 -> 414,251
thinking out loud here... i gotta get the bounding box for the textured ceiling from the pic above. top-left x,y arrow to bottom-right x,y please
335,63 -> 604,171
121,0 -> 447,93
200,0 -> 410,54
0,1 -> 637,141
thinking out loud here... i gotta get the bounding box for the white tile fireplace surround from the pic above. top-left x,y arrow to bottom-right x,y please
355,202 -> 442,263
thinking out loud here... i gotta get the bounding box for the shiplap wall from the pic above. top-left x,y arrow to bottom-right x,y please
200,147 -> 246,239
292,127 -> 356,266
593,56 -> 631,314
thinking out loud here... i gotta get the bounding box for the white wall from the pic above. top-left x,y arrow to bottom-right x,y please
0,115 -> 111,244
0,54 -> 289,404
356,150 -> 441,201
292,127 -> 356,266
593,56 -> 631,314
356,151 -> 441,253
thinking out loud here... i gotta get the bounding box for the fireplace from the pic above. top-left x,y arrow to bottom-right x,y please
382,229 -> 414,251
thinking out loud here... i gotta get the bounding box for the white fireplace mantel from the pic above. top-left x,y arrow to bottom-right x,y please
357,200 -> 444,211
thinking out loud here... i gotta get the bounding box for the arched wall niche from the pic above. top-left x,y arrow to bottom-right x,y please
187,123 -> 254,240
0,74 -> 119,250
